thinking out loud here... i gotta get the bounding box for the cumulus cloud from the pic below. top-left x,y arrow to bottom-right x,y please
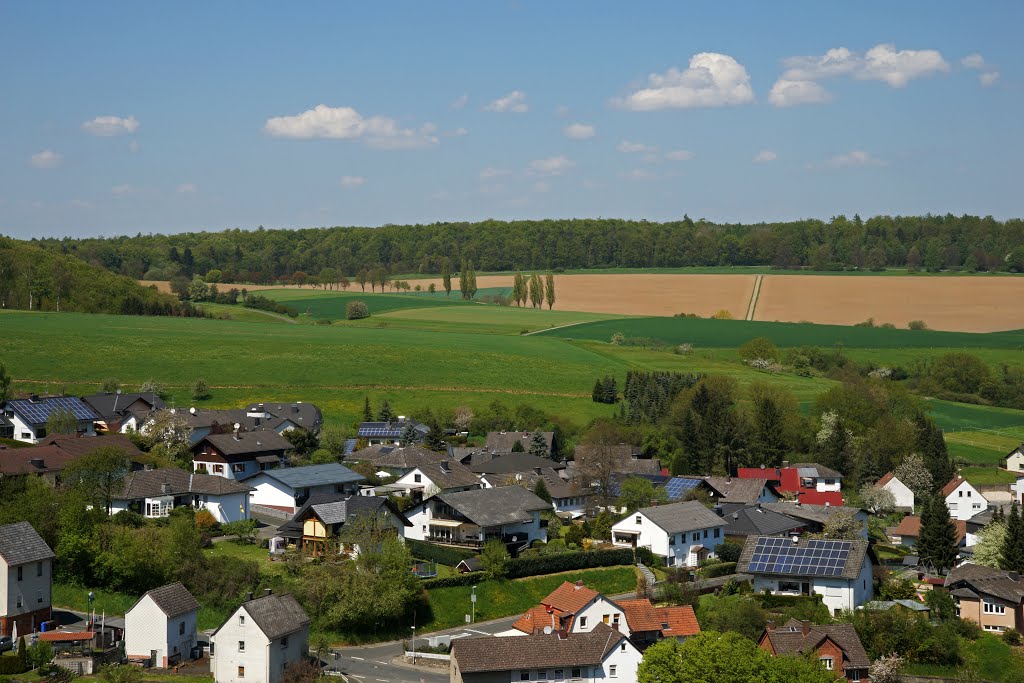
449,93 -> 469,110
753,149 -> 777,163
979,71 -> 1000,87
339,175 -> 365,188
617,140 -> 656,154
176,183 -> 198,194
111,184 -> 133,195
479,167 -> 510,179
82,115 -> 140,136
823,150 -> 887,169
612,53 -> 755,111
961,53 -> 999,86
484,90 -> 528,113
263,104 -> 438,149
564,122 -> 596,139
527,155 -> 574,176
30,149 -> 62,168
664,149 -> 694,161
961,53 -> 986,70
770,44 -> 950,106
617,168 -> 657,181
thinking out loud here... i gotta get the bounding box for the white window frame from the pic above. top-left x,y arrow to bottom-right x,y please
609,666 -> 617,678
820,657 -> 834,671
983,600 -> 1006,615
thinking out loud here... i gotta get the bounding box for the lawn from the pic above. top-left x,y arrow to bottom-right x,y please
926,399 -> 1024,432
195,302 -> 294,324
52,583 -> 228,631
903,634 -> 1018,682
205,540 -> 287,577
961,466 -> 1018,486
257,288 -> 472,319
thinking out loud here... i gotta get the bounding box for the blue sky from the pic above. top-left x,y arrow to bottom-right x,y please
1,1 -> 1020,239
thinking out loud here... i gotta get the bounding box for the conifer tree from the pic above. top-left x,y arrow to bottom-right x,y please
1002,502 -> 1024,573
362,396 -> 373,422
377,399 -> 394,423
533,478 -> 552,504
424,419 -> 446,451
918,495 -> 958,573
545,273 -> 555,310
916,415 -> 954,490
401,421 -> 419,445
529,431 -> 549,458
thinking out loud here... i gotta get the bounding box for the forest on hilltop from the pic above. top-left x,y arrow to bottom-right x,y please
19,214 -> 1024,284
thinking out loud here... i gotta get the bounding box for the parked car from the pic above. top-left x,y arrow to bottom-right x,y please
0,636 -> 13,653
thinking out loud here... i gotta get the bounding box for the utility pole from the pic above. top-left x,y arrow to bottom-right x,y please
471,585 -> 477,623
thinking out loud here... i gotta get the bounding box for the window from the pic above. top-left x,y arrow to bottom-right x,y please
578,616 -> 587,629
520,672 -> 530,681
967,490 -> 972,497
37,589 -> 43,604
850,670 -> 861,682
36,562 -> 42,577
238,667 -> 245,678
620,643 -> 627,652
414,474 -> 422,483
16,594 -> 23,608
820,657 -> 834,671
635,516 -> 641,524
238,641 -> 245,652
984,624 -> 1006,632
714,528 -> 720,538
239,615 -> 245,626
613,614 -> 620,627
983,600 -> 1006,615
17,566 -> 22,581
609,666 -> 617,678
281,636 -> 289,649
232,463 -> 245,473
959,490 -> 963,497
603,614 -> 610,624
692,532 -> 699,542
553,670 -> 564,681
538,670 -> 547,680
571,669 -> 582,679
669,535 -> 676,546
179,622 -> 185,635
778,581 -> 801,594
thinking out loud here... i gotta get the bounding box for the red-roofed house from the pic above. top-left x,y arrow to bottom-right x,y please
758,619 -> 870,683
617,599 -> 699,648
887,515 -> 967,548
877,472 -> 914,511
736,463 -> 844,506
509,581 -> 630,637
942,475 -> 988,522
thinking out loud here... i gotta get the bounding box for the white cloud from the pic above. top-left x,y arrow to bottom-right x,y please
128,140 -> 140,153
618,168 -> 657,181
753,149 -> 777,163
176,183 -> 198,194
30,149 -> 62,168
980,71 -> 1000,87
961,53 -> 986,70
532,181 -> 550,193
564,122 -> 596,139
664,149 -> 694,161
555,104 -> 570,117
262,104 -> 438,149
484,90 -> 528,113
82,115 -> 140,136
770,44 -> 949,105
450,93 -> 469,110
616,140 -> 656,154
339,175 -> 365,188
527,155 -> 574,176
111,184 -> 133,195
479,167 -> 510,179
446,127 -> 469,137
823,150 -> 887,169
612,52 -> 755,111
961,53 -> 999,86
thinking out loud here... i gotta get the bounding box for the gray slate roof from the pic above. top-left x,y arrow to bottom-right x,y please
436,486 -> 550,527
136,582 -> 200,618
787,462 -> 843,479
198,430 -> 294,457
944,563 -> 1024,603
485,431 -> 554,455
637,501 -> 724,535
0,521 -> 55,566
246,402 -> 322,434
762,501 -> 863,526
737,536 -> 870,581
240,593 -> 310,640
721,505 -> 806,537
471,452 -> 566,474
452,623 -> 624,673
81,392 -> 166,420
114,468 -> 253,499
344,444 -> 448,470
763,620 -> 869,669
243,463 -> 364,489
864,600 -> 930,612
704,477 -> 773,504
310,496 -> 412,527
412,460 -> 481,490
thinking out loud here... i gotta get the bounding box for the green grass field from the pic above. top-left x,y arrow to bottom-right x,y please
261,287 -> 472,319
904,634 -> 1018,682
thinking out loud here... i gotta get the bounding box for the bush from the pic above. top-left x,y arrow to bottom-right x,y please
715,542 -> 742,563
738,337 -> 779,362
753,593 -> 824,610
406,539 -> 477,566
194,508 -> 218,531
698,561 -> 737,579
0,654 -> 28,675
346,301 -> 370,320
421,572 -> 494,589
1004,628 -> 1022,646
907,319 -> 929,330
192,378 -> 211,401
503,547 -> 654,579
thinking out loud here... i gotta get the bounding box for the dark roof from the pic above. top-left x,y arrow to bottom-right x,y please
490,467 -> 581,501
344,444 -> 448,470
471,452 -> 565,474
786,463 -> 843,479
0,521 -> 55,565
761,501 -> 863,526
155,408 -> 293,435
411,460 -> 481,490
243,463 -> 364,489
434,486 -> 550,527
357,418 -> 429,439
457,557 -> 483,572
36,433 -> 143,459
81,392 -> 166,420
485,431 -> 554,455
278,493 -> 411,537
245,402 -> 322,433
134,582 -> 200,618
238,593 -> 309,640
721,505 -> 806,537
196,430 -> 294,457
114,468 -> 253,500
704,477 -> 772,504
3,396 -> 99,426
634,501 -> 724,535
864,600 -> 930,612
571,444 -> 660,477
737,536 -> 870,581
452,623 -> 624,673
763,620 -> 870,669
944,563 -> 1024,603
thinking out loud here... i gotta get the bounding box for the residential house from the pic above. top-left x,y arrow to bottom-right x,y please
404,486 -> 549,548
877,472 -> 915,511
942,475 -> 988,522
344,444 -> 448,475
717,504 -> 807,543
243,463 -> 364,514
572,444 -> 657,472
1,434 -> 143,486
148,406 -> 309,447
758,619 -> 871,683
244,402 -> 322,435
863,600 -> 931,615
945,563 -> 1024,634
210,591 -> 310,683
762,502 -> 870,540
192,429 -> 293,480
1,395 -> 99,444
485,431 -> 554,457
617,599 -> 700,649
80,392 -> 166,434
610,501 -> 725,567
110,468 -> 253,523
124,582 -> 200,668
451,624 -> 642,683
470,452 -> 567,476
481,467 -> 590,518
968,504 -> 1015,546
395,459 -> 482,503
511,581 -> 631,637
275,494 -> 410,556
1006,445 -> 1024,474
603,474 -> 708,507
0,521 -> 54,637
737,536 -> 875,615
703,477 -> 779,506
357,417 -> 428,446
1015,476 -> 1024,505
736,462 -> 844,506
885,514 -> 968,551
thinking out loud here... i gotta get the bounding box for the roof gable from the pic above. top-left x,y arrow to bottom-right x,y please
133,582 -> 200,618
452,623 -> 624,673
634,501 -> 724,535
236,593 -> 309,640
245,462 -> 364,489
0,521 -> 55,565
436,486 -> 549,527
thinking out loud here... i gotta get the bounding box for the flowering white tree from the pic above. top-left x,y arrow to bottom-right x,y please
894,452 -> 934,497
143,410 -> 193,466
972,521 -> 1007,569
869,654 -> 904,683
453,406 -> 474,433
859,484 -> 897,514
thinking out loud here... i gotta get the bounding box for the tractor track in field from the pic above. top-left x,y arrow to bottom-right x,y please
14,378 -> 590,398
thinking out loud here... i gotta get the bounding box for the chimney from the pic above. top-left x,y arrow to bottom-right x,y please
246,591 -> 254,601
258,403 -> 264,411
766,620 -> 776,632
234,423 -> 241,439
440,461 -> 450,473
575,580 -> 583,590
800,621 -> 811,637
264,588 -> 272,596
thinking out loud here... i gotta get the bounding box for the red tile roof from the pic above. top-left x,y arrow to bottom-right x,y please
618,599 -> 700,637
512,605 -> 567,634
39,631 -> 94,642
890,515 -> 922,538
941,476 -> 968,497
877,472 -> 895,487
543,581 -> 601,615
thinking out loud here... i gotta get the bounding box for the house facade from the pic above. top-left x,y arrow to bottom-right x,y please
110,468 -> 253,523
1,395 -> 98,444
610,501 -> 725,567
945,564 -> 1024,634
395,460 -> 482,502
211,592 -> 310,683
758,619 -> 871,683
942,476 -> 988,522
404,486 -> 549,547
244,463 -> 364,513
192,430 -> 292,480
511,581 -> 631,637
125,583 -> 200,668
877,472 -> 915,511
280,496 -> 410,556
1006,446 -> 1024,474
0,522 -> 54,637
81,392 -> 166,434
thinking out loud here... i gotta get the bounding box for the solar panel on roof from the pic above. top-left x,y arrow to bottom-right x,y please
11,397 -> 96,425
748,538 -> 853,577
663,477 -> 701,500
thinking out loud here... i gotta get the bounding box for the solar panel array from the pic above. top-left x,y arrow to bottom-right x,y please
357,426 -> 403,438
608,473 -> 668,497
10,397 -> 97,425
663,477 -> 702,500
747,537 -> 853,577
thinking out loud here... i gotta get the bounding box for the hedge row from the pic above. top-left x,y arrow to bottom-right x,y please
0,655 -> 28,675
753,593 -> 824,609
422,572 -> 495,589
505,547 -> 654,579
697,562 -> 738,579
406,539 -> 477,567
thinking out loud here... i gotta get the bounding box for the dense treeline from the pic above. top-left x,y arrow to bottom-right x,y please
25,214 -> 1024,282
0,237 -> 201,316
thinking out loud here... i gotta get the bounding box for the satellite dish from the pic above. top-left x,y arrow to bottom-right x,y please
543,626 -> 553,635
515,473 -> 523,481
189,407 -> 196,414
234,423 -> 241,430
512,535 -> 518,542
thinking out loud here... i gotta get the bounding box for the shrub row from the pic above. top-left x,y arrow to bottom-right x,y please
406,539 -> 478,567
697,562 -> 738,579
505,547 -> 653,579
0,655 -> 28,675
753,593 -> 824,609
421,572 -> 494,589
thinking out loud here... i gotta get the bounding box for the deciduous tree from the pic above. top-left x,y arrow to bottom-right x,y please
45,408 -> 79,435
618,477 -> 667,512
63,446 -> 132,513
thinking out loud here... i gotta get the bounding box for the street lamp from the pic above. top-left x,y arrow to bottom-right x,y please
87,591 -> 95,630
410,626 -> 416,664
471,585 -> 477,624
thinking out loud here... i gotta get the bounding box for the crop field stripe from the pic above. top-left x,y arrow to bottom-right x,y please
745,274 -> 763,321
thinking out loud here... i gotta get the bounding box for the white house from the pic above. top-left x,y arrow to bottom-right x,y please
394,459 -> 481,501
942,475 -> 988,522
877,472 -> 915,511
0,522 -> 54,637
404,486 -> 549,547
192,430 -> 293,480
356,417 -> 428,446
510,581 -> 631,637
611,501 -> 725,567
452,624 -> 642,683
737,536 -> 875,616
211,591 -> 310,683
125,582 -> 200,668
1006,446 -> 1024,474
110,468 -> 253,523
243,463 -> 364,513
1,395 -> 98,444
81,392 -> 166,435
480,467 -> 590,518
1014,476 -> 1024,505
